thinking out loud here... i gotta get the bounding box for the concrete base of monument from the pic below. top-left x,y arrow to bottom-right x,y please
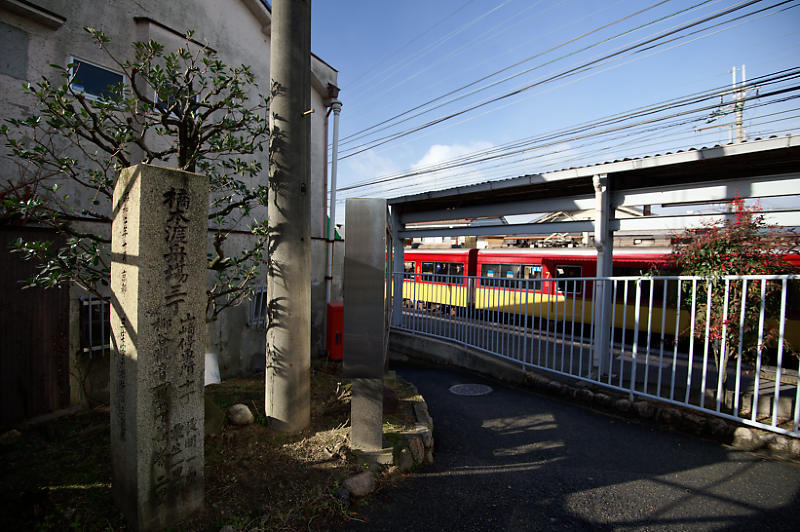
349,372 -> 435,472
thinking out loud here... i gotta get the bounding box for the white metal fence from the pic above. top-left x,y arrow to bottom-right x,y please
393,272 -> 800,438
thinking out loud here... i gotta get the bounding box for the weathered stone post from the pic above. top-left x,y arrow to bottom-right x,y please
110,164 -> 208,531
344,198 -> 389,450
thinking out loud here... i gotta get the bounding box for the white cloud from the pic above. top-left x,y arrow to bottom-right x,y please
412,141 -> 493,170
407,141 -> 494,192
338,150 -> 401,192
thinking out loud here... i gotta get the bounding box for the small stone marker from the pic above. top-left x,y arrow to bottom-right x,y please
110,164 -> 208,531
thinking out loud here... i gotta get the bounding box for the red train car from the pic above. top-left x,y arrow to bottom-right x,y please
402,248 -> 477,280
403,247 -> 674,297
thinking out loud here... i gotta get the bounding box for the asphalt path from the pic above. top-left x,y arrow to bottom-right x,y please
344,362 -> 800,531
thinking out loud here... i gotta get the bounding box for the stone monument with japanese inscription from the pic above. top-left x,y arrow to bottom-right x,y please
110,164 -> 208,531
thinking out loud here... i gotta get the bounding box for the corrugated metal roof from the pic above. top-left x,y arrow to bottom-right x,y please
388,135 -> 799,206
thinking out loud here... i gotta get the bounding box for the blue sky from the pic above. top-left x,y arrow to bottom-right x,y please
311,1 -> 800,218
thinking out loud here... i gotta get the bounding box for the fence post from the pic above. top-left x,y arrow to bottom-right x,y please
391,207 -> 404,329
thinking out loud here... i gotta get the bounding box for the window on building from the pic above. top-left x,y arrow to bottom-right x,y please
69,57 -> 124,101
249,286 -> 267,327
80,296 -> 110,355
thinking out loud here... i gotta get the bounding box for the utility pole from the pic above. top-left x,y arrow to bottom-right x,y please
694,65 -> 750,144
265,0 -> 312,433
732,65 -> 746,143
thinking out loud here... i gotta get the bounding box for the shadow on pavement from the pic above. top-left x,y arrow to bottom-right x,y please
342,361 -> 800,531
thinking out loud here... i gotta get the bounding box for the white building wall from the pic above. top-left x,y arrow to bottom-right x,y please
0,0 -> 338,399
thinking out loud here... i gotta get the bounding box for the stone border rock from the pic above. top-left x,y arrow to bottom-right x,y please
341,376 -> 436,502
393,382 -> 435,471
523,371 -> 800,461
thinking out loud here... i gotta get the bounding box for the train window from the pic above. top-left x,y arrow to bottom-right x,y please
436,262 -> 461,275
481,264 -> 498,287
503,264 -> 520,279
555,265 -> 583,294
421,262 -> 435,275
522,265 -> 542,280
448,262 -> 465,277
432,262 -> 465,283
404,261 -> 415,274
481,264 -> 522,287
481,264 -> 499,278
556,265 -> 582,278
614,266 -> 648,276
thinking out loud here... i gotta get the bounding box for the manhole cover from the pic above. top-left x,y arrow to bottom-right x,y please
449,384 -> 493,396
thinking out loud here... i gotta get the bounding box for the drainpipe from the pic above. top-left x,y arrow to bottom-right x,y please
325,93 -> 342,307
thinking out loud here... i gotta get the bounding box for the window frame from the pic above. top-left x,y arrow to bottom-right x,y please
555,264 -> 583,294
68,56 -> 126,102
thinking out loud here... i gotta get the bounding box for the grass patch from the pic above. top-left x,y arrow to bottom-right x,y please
0,360 -> 421,530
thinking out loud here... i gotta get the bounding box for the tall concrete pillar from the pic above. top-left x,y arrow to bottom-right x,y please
265,0 -> 312,433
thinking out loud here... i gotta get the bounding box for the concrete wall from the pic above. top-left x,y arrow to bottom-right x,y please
389,330 -> 527,386
1,0 -> 338,403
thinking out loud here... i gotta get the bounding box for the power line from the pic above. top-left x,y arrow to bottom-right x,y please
339,0 -> 703,146
337,0 -> 782,159
348,103 -> 800,199
342,108 -> 800,200
361,0 -> 554,104
346,90 -> 800,198
340,0 -> 796,160
348,0 -> 513,96
338,67 -> 800,190
345,0 -> 476,91
390,0 -> 798,160
336,69 -> 800,194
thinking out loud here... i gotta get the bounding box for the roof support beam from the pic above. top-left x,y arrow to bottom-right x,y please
398,219 -> 594,238
613,210 -> 800,232
613,172 -> 800,208
398,194 -> 595,224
